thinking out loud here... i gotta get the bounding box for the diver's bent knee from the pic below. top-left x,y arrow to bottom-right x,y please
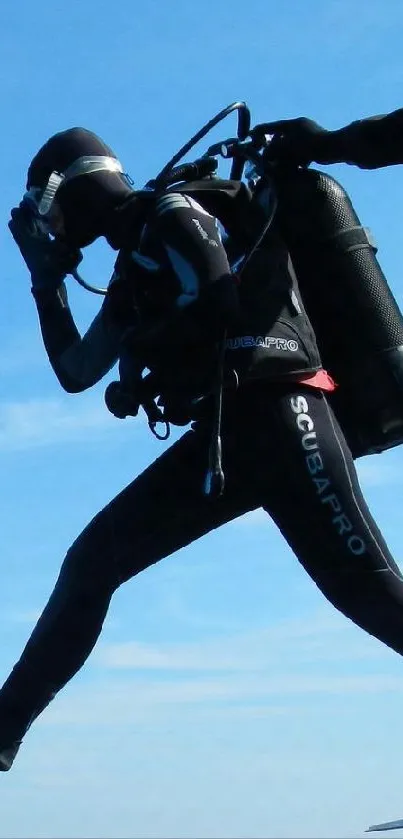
57,518 -> 120,593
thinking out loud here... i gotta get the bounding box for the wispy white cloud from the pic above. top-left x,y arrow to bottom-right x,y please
42,669 -> 403,729
94,610 -> 389,674
0,392 -> 141,451
21,608 -> 394,730
356,455 -> 403,488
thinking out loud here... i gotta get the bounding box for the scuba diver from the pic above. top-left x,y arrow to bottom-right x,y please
251,107 -> 403,169
3,122 -> 403,773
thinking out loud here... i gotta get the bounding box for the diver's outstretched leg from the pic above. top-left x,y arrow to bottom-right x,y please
262,387 -> 403,654
0,425 -> 257,770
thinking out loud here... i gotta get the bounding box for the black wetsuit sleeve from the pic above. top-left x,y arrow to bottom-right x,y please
150,192 -> 239,339
317,108 -> 403,169
32,283 -> 121,393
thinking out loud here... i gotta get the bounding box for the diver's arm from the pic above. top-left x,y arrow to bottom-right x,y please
32,285 -> 121,393
152,192 -> 239,337
315,109 -> 403,169
122,192 -> 240,361
9,204 -> 121,393
252,109 -> 403,170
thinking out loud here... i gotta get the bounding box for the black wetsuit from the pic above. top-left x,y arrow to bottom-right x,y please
2,180 -> 403,754
305,107 -> 403,169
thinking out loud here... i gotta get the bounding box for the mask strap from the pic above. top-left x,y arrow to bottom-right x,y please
25,155 -> 127,217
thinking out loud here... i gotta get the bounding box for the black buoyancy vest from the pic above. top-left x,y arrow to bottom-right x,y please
108,178 -> 323,404
174,178 -> 322,383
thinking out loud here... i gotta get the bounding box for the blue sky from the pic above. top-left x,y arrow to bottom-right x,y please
2,0 -> 403,836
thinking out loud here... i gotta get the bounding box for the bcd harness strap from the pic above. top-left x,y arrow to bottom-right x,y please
324,225 -> 378,254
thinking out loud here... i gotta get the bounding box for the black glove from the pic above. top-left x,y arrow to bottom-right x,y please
251,117 -> 331,167
8,204 -> 82,291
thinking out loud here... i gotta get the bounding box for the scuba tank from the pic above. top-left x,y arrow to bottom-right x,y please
269,166 -> 403,458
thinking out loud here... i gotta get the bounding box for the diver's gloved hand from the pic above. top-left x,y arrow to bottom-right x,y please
8,204 -> 82,291
251,117 -> 337,167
